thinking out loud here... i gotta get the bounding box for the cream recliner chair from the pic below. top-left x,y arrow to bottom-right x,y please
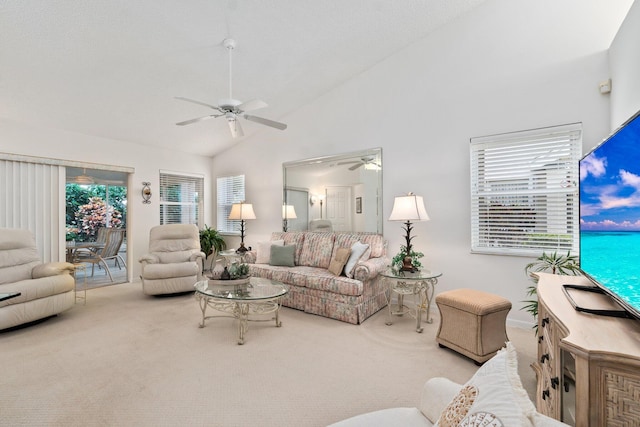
139,224 -> 206,295
0,228 -> 75,330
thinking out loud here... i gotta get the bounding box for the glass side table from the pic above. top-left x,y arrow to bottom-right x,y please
73,263 -> 88,305
380,269 -> 442,333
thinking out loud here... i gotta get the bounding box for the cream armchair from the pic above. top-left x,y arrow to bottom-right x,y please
0,228 -> 75,330
139,224 -> 206,295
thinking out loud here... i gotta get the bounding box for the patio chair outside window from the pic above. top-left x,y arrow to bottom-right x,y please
75,228 -> 126,282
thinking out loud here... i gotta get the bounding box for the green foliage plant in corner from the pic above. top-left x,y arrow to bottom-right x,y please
199,225 -> 226,272
523,251 -> 580,332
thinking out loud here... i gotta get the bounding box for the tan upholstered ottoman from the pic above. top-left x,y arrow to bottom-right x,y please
435,288 -> 511,364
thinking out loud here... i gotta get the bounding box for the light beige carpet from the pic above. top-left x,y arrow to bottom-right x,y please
0,283 -> 537,426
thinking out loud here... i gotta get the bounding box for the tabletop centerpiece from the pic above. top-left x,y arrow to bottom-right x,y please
208,261 -> 250,285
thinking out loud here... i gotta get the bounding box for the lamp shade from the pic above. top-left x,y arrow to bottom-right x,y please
388,192 -> 429,222
282,205 -> 297,219
228,202 -> 256,220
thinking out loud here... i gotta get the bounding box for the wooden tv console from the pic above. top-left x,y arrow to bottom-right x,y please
532,272 -> 640,426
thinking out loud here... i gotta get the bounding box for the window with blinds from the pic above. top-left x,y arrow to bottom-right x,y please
217,174 -> 245,234
159,171 -> 204,227
470,123 -> 581,256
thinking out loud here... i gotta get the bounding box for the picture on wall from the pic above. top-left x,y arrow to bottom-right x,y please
356,197 -> 362,214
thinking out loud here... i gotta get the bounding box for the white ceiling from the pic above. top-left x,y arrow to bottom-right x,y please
1,1 -> 634,159
0,0 -> 489,157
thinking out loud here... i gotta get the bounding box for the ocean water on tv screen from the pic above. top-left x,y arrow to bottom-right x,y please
580,231 -> 640,312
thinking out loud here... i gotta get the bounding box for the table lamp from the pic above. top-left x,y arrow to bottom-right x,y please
388,192 -> 429,272
228,202 -> 256,253
282,204 -> 297,232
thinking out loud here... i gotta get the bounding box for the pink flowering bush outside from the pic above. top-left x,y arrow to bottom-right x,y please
75,196 -> 123,241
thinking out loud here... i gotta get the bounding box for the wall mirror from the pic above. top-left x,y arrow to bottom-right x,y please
283,148 -> 382,234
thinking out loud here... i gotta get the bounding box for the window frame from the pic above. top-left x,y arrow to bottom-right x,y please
216,174 -> 246,235
159,170 -> 204,227
470,123 -> 581,256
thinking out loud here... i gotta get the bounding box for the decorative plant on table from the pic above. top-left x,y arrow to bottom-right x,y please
522,251 -> 580,331
227,262 -> 249,279
390,245 -> 424,275
199,225 -> 227,272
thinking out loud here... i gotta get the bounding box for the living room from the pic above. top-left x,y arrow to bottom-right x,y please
2,0 -> 640,425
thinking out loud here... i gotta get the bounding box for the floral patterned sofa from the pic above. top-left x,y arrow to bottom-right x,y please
245,231 -> 389,324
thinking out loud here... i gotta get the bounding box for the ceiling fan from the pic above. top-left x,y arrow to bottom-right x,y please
337,157 -> 381,171
73,168 -> 95,185
175,38 -> 287,138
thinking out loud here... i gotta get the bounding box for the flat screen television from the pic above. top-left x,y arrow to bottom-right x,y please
578,108 -> 640,320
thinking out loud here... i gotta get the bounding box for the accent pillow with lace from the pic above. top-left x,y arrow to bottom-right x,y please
435,342 -> 536,427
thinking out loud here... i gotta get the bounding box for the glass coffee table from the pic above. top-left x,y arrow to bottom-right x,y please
194,277 -> 288,345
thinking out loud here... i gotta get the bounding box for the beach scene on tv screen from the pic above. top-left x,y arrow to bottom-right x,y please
580,112 -> 640,313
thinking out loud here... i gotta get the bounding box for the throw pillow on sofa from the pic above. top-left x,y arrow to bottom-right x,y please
270,244 -> 296,267
344,241 -> 370,278
255,239 -> 284,264
435,342 -> 536,427
328,247 -> 352,276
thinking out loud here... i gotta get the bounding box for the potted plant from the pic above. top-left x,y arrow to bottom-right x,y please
390,245 -> 424,275
199,225 -> 227,272
522,251 -> 580,330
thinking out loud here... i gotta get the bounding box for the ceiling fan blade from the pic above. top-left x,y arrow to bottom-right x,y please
349,163 -> 364,171
337,161 -> 360,166
175,96 -> 223,112
176,114 -> 219,126
237,99 -> 268,112
228,118 -> 244,138
243,114 -> 287,130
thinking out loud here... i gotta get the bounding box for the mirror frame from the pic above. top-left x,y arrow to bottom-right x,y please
282,148 -> 383,234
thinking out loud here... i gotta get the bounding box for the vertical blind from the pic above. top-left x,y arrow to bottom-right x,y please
159,171 -> 204,227
470,123 -> 581,256
217,175 -> 245,233
0,159 -> 64,262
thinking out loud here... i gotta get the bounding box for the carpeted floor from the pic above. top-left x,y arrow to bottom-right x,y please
0,282 -> 537,426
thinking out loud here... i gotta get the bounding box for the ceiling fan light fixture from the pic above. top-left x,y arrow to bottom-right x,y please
174,38 -> 287,136
73,168 -> 95,185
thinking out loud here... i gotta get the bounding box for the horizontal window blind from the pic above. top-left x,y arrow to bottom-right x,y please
159,171 -> 204,227
470,123 -> 581,256
217,175 -> 245,233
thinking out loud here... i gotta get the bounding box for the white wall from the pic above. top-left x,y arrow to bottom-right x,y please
213,0 -> 630,326
0,118 -> 213,280
610,0 -> 640,129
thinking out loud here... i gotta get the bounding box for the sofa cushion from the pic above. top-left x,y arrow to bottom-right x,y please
271,232 -> 306,265
299,232 -> 335,268
32,262 -> 74,279
344,241 -> 370,279
0,229 -> 41,285
328,247 -> 351,276
142,261 -> 199,279
1,274 -> 75,305
358,233 -> 386,258
255,239 -> 284,264
270,244 -> 296,267
435,342 -> 535,427
156,250 -> 197,264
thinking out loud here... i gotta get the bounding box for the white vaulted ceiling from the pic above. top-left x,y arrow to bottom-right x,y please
0,1 -> 634,157
0,0 -> 488,156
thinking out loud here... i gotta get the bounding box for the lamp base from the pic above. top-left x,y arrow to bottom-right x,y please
236,243 -> 249,254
